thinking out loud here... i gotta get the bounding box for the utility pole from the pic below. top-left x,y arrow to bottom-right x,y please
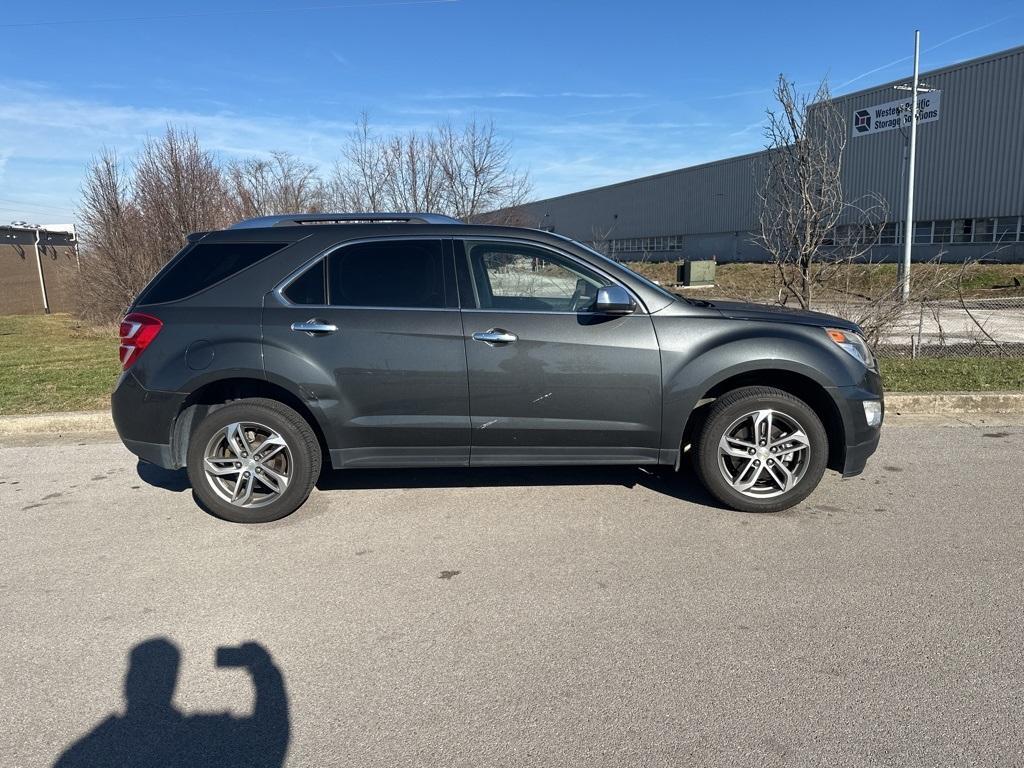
31,226 -> 51,314
897,30 -> 922,303
10,222 -> 51,314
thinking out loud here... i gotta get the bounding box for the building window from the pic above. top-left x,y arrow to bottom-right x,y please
879,223 -> 899,245
933,220 -> 952,244
914,222 -> 933,244
952,219 -> 973,244
994,217 -> 1017,243
606,234 -> 685,255
972,218 -> 993,243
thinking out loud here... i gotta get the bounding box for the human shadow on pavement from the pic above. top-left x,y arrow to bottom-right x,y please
53,637 -> 289,768
316,462 -> 730,510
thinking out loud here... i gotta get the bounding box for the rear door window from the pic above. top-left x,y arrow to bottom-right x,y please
139,242 -> 286,304
327,240 -> 445,308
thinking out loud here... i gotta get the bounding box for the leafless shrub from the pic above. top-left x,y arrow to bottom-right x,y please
225,151 -> 327,220
586,224 -> 617,256
77,150 -> 148,320
133,126 -> 230,262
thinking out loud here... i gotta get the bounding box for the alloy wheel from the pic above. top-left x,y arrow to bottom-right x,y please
717,409 -> 811,499
202,421 -> 293,509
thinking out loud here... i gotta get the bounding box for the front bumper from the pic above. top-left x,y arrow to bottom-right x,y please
833,369 -> 884,477
111,371 -> 186,469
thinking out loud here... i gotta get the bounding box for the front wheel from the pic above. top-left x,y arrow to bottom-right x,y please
695,386 -> 828,513
186,398 -> 322,523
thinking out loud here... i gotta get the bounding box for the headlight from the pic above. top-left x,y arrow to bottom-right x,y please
826,328 -> 876,369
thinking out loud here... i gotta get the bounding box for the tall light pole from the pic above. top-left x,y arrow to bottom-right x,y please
898,30 -> 922,303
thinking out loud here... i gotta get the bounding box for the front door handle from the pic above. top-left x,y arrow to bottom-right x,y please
291,319 -> 338,335
472,329 -> 518,345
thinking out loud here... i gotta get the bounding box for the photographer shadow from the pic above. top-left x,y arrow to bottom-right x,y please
54,637 -> 289,768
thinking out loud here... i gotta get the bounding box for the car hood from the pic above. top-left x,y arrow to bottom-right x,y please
707,299 -> 861,333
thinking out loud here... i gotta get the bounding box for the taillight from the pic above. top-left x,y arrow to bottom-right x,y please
119,312 -> 163,370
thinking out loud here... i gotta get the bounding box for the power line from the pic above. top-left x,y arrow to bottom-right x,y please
0,198 -> 77,216
0,0 -> 459,29
0,196 -> 75,211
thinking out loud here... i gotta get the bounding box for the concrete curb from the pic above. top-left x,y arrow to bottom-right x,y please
885,391 -> 1023,415
0,410 -> 114,436
0,392 -> 1021,437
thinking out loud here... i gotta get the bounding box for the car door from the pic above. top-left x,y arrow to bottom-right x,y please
261,237 -> 471,468
457,238 -> 662,466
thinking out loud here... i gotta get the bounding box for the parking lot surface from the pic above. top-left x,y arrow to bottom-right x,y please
2,416 -> 1022,767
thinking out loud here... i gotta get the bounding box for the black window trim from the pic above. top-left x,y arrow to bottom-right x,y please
453,237 -> 648,315
272,235 -> 458,312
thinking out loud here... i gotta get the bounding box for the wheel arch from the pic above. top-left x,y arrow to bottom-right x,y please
679,368 -> 847,473
169,376 -> 330,469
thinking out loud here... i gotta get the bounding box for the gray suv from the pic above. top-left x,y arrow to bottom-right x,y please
112,213 -> 883,523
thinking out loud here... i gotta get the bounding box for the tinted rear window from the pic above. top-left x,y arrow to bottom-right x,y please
328,240 -> 445,308
139,242 -> 286,304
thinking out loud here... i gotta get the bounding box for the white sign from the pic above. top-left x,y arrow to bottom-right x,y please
851,91 -> 942,137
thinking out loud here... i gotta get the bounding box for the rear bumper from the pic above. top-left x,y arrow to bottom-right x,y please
833,369 -> 884,477
111,371 -> 186,469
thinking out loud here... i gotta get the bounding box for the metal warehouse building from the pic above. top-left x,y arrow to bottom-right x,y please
514,44 -> 1024,264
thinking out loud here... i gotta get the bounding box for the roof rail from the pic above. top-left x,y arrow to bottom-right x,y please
229,212 -> 463,229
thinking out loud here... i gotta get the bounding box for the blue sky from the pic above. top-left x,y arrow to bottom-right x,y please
0,0 -> 1021,223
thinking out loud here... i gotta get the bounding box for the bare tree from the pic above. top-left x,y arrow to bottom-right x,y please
329,115 -> 529,219
755,76 -> 887,310
382,133 -> 444,213
225,151 -> 327,220
436,118 -> 530,220
133,126 -> 229,263
328,113 -> 393,211
77,150 -> 149,320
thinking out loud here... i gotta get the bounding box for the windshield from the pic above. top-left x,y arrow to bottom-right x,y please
559,236 -> 683,304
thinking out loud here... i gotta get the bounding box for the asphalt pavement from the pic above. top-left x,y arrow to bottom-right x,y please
1,415 -> 1022,767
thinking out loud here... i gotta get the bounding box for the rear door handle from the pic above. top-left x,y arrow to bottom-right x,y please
472,329 -> 518,344
291,319 -> 338,335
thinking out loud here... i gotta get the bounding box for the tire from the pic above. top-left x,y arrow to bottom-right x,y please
695,386 -> 828,513
186,398 -> 322,523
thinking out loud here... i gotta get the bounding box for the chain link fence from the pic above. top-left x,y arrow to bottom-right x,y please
811,296 -> 1024,359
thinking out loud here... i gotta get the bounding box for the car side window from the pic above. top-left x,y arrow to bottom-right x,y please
282,259 -> 326,305
464,241 -> 608,312
327,239 -> 445,308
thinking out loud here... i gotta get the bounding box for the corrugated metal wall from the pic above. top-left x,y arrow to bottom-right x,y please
837,45 -> 1024,221
518,152 -> 761,241
515,45 -> 1024,258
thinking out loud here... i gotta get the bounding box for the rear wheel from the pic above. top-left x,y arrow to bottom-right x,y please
186,398 -> 321,523
695,386 -> 828,513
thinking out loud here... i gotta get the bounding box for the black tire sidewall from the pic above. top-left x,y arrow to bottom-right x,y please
186,401 -> 319,523
697,390 -> 828,513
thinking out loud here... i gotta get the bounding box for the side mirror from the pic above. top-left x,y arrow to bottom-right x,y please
594,285 -> 635,315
